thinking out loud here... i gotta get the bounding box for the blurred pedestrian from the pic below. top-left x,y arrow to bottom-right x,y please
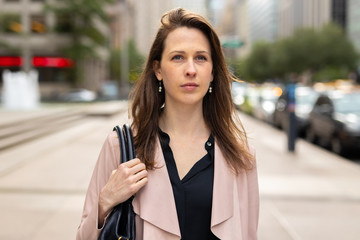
76,7 -> 259,240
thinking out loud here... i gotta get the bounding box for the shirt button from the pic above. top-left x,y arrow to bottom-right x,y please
206,142 -> 212,147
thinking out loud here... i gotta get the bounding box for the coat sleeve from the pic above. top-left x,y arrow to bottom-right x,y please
76,131 -> 120,240
247,149 -> 260,240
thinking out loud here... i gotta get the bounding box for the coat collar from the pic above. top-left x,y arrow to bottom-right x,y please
132,138 -> 181,236
211,142 -> 234,227
132,138 -> 234,237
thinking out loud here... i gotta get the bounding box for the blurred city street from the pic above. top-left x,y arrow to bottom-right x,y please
0,101 -> 360,240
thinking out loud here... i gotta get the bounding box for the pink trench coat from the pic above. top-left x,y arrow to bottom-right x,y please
76,131 -> 259,240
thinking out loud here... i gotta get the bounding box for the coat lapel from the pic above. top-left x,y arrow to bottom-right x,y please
132,138 -> 181,237
132,138 -> 236,238
211,141 -> 235,231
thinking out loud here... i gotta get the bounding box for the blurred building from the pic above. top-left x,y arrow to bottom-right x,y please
174,0 -> 209,20
131,0 -> 175,56
0,0 -> 214,99
278,0 -> 347,38
216,0 -> 279,58
216,0 -> 350,58
348,0 -> 360,53
248,0 -> 278,45
0,0 -> 112,97
128,0 -> 210,56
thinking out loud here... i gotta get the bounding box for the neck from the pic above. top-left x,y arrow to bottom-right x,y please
159,102 -> 209,138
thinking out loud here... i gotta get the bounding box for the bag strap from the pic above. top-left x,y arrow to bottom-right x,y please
113,124 -> 135,164
113,125 -> 127,164
122,124 -> 136,160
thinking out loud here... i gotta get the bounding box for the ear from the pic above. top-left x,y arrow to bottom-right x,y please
210,71 -> 214,82
153,61 -> 162,81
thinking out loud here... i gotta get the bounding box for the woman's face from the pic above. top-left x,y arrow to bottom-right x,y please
154,27 -> 213,107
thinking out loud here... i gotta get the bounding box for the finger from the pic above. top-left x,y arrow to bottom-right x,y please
137,176 -> 148,187
133,177 -> 148,192
120,158 -> 141,168
128,162 -> 146,175
133,169 -> 148,182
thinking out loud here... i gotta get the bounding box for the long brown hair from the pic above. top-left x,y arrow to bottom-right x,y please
130,8 -> 254,173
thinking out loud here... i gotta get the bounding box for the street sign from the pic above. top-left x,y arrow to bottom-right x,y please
222,40 -> 244,48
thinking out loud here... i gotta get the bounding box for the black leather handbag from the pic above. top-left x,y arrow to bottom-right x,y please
98,124 -> 136,240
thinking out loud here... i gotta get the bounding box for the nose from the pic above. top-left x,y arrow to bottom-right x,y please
185,60 -> 196,77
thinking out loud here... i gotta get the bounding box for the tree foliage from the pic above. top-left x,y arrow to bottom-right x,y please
45,0 -> 114,85
234,23 -> 359,82
110,40 -> 145,84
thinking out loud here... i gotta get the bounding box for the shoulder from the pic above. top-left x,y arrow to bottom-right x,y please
105,130 -> 120,148
96,130 -> 121,167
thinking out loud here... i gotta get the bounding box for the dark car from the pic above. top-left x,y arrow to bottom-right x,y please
273,85 -> 319,136
305,91 -> 360,155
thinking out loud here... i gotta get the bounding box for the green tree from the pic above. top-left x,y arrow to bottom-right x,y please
285,28 -> 322,73
235,23 -> 359,83
319,24 -> 358,69
312,66 -> 348,82
242,41 -> 273,81
45,0 -> 114,85
110,40 -> 145,84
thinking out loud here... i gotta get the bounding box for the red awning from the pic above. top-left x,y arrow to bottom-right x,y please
0,56 -> 22,67
0,56 -> 74,68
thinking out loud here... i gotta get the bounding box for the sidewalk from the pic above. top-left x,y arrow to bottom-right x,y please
241,113 -> 360,240
0,101 -> 359,239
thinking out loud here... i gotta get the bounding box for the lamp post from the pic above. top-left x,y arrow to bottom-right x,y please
119,0 -> 130,98
287,82 -> 296,152
21,0 -> 31,73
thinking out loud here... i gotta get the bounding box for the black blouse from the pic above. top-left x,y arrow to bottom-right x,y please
159,129 -> 220,240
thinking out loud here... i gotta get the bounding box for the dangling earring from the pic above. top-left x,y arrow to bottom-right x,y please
158,81 -> 162,92
209,83 -> 213,93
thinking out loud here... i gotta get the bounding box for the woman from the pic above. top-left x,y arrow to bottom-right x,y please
77,8 -> 259,240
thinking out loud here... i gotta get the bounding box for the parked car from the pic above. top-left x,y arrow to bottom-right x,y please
98,81 -> 119,100
231,81 -> 259,114
305,90 -> 360,155
273,85 -> 319,136
231,81 -> 247,108
61,88 -> 97,102
253,84 -> 283,123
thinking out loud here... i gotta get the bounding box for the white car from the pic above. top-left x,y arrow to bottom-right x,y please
62,88 -> 97,102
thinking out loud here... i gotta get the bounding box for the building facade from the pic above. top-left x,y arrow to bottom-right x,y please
130,0 -> 210,56
248,0 -> 278,45
0,0 -> 111,98
348,0 -> 360,53
278,0 -> 332,38
216,0 -> 278,58
277,0 -> 348,38
0,0 -> 217,99
223,0 -> 351,58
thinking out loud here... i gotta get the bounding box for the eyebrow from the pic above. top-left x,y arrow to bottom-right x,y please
168,50 -> 210,55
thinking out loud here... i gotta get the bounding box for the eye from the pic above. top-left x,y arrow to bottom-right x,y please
196,55 -> 207,61
171,55 -> 183,61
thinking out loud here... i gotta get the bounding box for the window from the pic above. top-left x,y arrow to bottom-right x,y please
55,14 -> 73,33
0,14 -> 22,33
31,15 -> 46,33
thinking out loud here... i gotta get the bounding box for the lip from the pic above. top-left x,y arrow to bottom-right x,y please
181,82 -> 199,90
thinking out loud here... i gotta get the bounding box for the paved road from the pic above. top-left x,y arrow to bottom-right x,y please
0,101 -> 359,240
